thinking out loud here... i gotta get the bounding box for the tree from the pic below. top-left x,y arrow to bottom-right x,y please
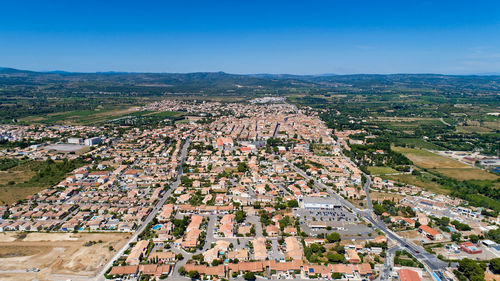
451,232 -> 461,242
287,200 -> 299,208
331,272 -> 343,279
327,232 -> 341,243
486,228 -> 500,243
373,203 -> 385,215
237,162 -> 249,173
187,270 -> 200,279
243,272 -> 256,281
327,253 -> 344,263
469,235 -> 479,244
178,266 -> 187,276
415,220 -> 421,228
490,258 -> 500,274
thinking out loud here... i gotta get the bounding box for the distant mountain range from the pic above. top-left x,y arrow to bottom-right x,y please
1,67 -> 500,77
1,67 -> 499,97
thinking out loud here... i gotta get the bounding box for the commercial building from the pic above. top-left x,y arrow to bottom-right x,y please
299,197 -> 342,210
84,137 -> 101,146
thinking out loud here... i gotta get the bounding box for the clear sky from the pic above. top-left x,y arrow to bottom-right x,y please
1,0 -> 500,74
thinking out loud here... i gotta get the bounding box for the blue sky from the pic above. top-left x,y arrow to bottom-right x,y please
1,0 -> 499,74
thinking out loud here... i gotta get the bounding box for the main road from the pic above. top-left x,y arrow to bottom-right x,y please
94,138 -> 191,281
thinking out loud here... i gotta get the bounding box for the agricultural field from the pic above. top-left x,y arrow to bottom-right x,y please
373,118 -> 446,131
456,125 -> 494,134
391,147 -> 469,169
0,232 -> 130,281
382,173 -> 450,195
20,107 -> 185,126
429,168 -> 498,181
393,138 -> 445,150
392,147 -> 498,181
20,106 -> 140,125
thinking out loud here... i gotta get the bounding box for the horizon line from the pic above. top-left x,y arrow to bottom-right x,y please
2,66 -> 500,77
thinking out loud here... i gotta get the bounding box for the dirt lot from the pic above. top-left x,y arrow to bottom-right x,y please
434,245 -> 498,261
370,191 -> 405,202
0,232 -> 130,281
430,167 -> 498,181
396,230 -> 423,246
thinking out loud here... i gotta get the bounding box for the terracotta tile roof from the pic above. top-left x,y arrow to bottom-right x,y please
419,225 -> 440,236
398,269 -> 421,281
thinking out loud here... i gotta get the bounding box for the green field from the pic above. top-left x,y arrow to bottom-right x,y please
392,146 -> 498,181
456,125 -> 494,134
21,106 -> 137,125
367,166 -> 398,175
393,138 -> 445,150
374,118 -> 445,130
21,108 -> 184,125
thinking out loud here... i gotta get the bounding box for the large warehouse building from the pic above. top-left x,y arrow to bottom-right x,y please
299,197 -> 342,210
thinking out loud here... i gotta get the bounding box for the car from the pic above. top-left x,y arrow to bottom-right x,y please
415,250 -> 420,254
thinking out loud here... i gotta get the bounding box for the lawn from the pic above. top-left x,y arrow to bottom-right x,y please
367,166 -> 398,175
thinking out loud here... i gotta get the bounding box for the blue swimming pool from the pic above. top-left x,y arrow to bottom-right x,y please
152,224 -> 162,230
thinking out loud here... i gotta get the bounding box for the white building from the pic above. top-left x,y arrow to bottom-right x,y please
299,197 -> 342,210
84,137 -> 101,146
68,137 -> 83,144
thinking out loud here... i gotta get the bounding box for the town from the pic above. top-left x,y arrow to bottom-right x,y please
0,99 -> 498,281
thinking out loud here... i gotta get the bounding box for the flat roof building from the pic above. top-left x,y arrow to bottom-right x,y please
398,269 -> 421,281
299,197 -> 342,210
